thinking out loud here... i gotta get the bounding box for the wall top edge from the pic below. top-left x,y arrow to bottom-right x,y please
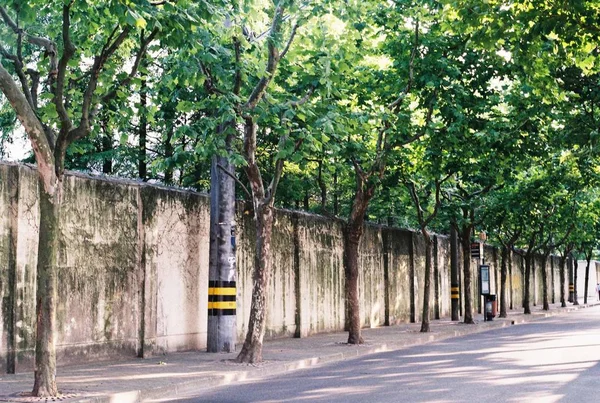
0,160 -> 209,198
0,160 -> 448,239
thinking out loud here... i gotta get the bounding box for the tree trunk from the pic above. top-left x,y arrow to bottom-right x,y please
32,183 -> 61,397
584,251 -> 591,304
236,117 -> 276,363
344,221 -> 364,344
343,183 -> 372,344
163,112 -> 175,185
541,253 -> 550,311
559,254 -> 567,307
138,60 -> 148,181
317,159 -> 327,213
333,170 -> 339,216
499,245 -> 509,318
433,236 -> 440,321
524,254 -> 532,314
509,250 -> 514,310
236,202 -> 274,363
101,133 -> 113,174
572,256 -> 578,305
420,231 -> 432,332
461,226 -> 474,324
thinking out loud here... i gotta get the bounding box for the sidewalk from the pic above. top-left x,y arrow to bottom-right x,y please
1,300 -> 598,403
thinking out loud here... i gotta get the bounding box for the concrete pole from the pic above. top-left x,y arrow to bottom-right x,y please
207,145 -> 237,353
568,254 -> 574,303
450,226 -> 460,321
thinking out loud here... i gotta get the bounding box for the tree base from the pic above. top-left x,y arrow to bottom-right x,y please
235,343 -> 262,364
347,334 -> 364,345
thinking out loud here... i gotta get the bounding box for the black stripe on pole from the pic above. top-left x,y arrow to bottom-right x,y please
451,283 -> 460,299
208,281 -> 236,316
208,295 -> 236,302
209,280 -> 236,288
209,309 -> 236,316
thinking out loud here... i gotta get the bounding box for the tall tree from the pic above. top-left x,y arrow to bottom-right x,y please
0,1 -> 196,396
401,148 -> 449,332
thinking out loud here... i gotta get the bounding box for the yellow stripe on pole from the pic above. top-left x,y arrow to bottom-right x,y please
208,287 -> 237,296
451,287 -> 459,292
208,301 -> 237,310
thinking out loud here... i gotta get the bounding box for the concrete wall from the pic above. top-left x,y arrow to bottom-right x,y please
0,162 -> 544,373
576,260 -> 600,302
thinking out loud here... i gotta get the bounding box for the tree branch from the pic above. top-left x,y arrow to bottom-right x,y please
200,61 -> 227,96
388,19 -> 419,111
280,22 -> 299,60
27,68 -> 40,109
233,36 -> 242,96
424,179 -> 444,227
73,26 -> 131,138
54,4 -> 76,137
243,117 -> 266,207
408,181 -> 425,225
0,64 -> 57,192
287,85 -> 315,107
267,134 -> 304,204
0,6 -> 58,81
244,3 -> 285,110
54,25 -> 132,176
0,44 -> 35,110
398,88 -> 437,146
98,28 -> 159,108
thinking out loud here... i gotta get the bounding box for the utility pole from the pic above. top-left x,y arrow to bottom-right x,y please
450,226 -> 460,321
207,130 -> 237,353
569,254 -> 575,304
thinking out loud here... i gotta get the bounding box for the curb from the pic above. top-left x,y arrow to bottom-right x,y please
16,303 -> 600,403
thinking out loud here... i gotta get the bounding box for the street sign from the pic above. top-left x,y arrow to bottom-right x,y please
480,264 -> 490,295
471,242 -> 480,258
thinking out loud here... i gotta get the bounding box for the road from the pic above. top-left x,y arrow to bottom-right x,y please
150,306 -> 600,402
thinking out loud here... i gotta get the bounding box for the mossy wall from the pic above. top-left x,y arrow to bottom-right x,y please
141,186 -> 209,355
359,225 -> 386,328
295,213 -> 345,337
0,161 -> 545,373
382,228 -> 412,325
0,164 -> 11,373
436,236 -> 451,318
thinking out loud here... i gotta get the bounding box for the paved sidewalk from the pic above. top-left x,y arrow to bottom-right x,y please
1,300 -> 598,403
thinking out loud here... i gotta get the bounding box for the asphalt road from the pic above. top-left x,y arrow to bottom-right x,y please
152,306 -> 600,403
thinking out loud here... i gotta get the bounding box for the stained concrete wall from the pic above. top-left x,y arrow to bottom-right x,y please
576,260 -> 599,302
383,228 -> 413,325
140,187 -> 210,355
0,162 -> 549,373
295,213 -> 344,337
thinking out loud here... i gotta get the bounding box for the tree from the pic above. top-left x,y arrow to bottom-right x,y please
235,1 -> 302,362
400,146 -> 449,332
0,1 -> 195,396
